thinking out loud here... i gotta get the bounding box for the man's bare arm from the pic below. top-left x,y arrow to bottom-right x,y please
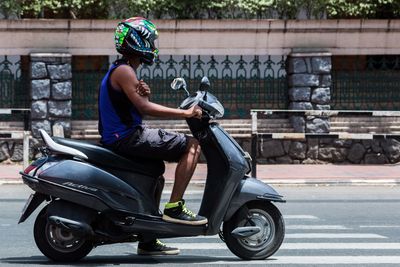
111,65 -> 201,118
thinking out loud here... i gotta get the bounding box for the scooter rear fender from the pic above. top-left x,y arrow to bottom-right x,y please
224,177 -> 285,222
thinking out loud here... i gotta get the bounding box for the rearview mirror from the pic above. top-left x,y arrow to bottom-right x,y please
171,77 -> 189,96
171,78 -> 187,91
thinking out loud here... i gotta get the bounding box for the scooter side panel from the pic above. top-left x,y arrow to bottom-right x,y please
39,160 -> 158,214
199,124 -> 249,235
224,177 -> 285,221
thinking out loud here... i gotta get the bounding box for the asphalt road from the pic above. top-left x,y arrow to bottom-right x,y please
1,185 -> 400,266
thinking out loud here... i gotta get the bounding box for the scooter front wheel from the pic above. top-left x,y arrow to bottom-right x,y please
223,201 -> 285,260
34,206 -> 93,262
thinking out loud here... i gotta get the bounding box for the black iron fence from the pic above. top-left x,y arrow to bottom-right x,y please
72,55 -> 288,120
0,56 -> 30,121
332,55 -> 400,110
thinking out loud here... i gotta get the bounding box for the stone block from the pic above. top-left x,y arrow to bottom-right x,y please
311,87 -> 331,105
48,101 -> 72,117
306,118 -> 330,133
365,153 -> 388,164
288,74 -> 319,87
381,139 -> 400,163
347,143 -> 366,163
289,102 -> 313,110
31,120 -> 51,138
31,62 -> 47,79
261,140 -> 285,158
289,87 -> 311,102
311,57 -> 331,74
318,147 -> 335,161
283,140 -> 291,153
287,57 -> 307,74
332,148 -> 348,162
10,143 -> 23,162
321,75 -> 331,87
48,64 -> 72,80
307,138 -> 319,159
31,100 -> 47,119
289,141 -> 307,159
52,81 -> 72,100
32,79 -> 50,100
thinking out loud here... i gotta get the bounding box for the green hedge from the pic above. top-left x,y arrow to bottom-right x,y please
1,0 -> 400,19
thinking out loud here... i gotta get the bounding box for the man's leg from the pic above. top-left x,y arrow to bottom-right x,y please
169,137 -> 201,202
162,137 -> 208,225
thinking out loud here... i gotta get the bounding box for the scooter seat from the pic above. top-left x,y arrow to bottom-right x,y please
53,137 -> 165,177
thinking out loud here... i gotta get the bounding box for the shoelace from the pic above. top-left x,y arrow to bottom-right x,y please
155,239 -> 166,248
182,205 -> 196,218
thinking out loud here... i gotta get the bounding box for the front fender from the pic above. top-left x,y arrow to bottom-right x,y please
224,177 -> 285,222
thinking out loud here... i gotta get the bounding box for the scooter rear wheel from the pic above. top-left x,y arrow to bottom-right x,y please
34,206 -> 93,262
223,201 -> 285,260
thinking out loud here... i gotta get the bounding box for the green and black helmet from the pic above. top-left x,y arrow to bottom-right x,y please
114,17 -> 159,65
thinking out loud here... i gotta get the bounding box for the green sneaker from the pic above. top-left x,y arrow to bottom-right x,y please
137,239 -> 180,256
162,199 -> 208,225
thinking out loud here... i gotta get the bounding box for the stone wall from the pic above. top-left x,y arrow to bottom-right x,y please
236,137 -> 400,165
0,139 -> 41,164
30,53 -> 72,138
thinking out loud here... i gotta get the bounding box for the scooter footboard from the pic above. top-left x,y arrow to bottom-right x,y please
224,178 -> 285,222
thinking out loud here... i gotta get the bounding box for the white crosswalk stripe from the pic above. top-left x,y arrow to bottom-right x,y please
132,242 -> 400,250
198,256 -> 400,265
130,214 -> 399,265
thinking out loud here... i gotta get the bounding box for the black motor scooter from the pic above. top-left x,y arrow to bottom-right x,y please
19,76 -> 285,261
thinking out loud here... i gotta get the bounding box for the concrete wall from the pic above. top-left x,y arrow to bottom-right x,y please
1,19 -> 400,56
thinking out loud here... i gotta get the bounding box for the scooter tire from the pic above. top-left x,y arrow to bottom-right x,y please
34,206 -> 93,262
223,201 -> 285,260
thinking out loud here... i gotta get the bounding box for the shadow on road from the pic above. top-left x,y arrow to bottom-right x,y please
1,254 -> 278,265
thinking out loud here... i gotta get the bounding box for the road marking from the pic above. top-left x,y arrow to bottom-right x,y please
285,233 -> 387,239
161,232 -> 386,241
284,215 -> 319,220
201,256 -> 400,265
282,243 -> 400,250
360,225 -> 400,228
131,242 -> 400,250
286,225 -> 349,230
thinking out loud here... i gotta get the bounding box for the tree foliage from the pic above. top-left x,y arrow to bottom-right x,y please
1,0 -> 400,19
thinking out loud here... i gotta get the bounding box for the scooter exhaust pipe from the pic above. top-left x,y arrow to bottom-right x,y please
48,216 -> 94,237
231,226 -> 261,238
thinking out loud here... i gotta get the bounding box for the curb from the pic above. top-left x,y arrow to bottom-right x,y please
2,178 -> 400,187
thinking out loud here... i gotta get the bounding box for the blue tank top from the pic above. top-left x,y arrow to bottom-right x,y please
98,61 -> 142,145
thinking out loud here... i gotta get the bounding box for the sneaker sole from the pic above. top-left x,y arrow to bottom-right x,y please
162,214 -> 208,225
137,248 -> 180,256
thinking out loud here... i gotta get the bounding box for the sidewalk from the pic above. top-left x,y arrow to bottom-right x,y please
1,163 -> 400,186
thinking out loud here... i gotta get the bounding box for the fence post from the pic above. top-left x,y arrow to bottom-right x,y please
287,51 -> 332,133
30,53 -> 72,138
251,111 -> 258,178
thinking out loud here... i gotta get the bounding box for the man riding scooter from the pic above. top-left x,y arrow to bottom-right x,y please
98,17 -> 207,255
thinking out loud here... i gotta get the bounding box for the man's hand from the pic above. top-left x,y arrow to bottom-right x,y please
185,105 -> 202,119
136,80 -> 151,96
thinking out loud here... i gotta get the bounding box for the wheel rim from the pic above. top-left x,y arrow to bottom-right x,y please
45,222 -> 85,253
237,208 -> 275,251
